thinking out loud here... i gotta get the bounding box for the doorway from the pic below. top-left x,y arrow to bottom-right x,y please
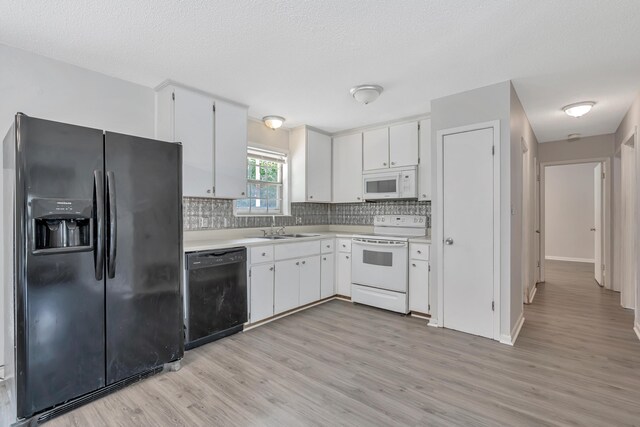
618,132 -> 636,310
540,159 -> 611,289
436,121 -> 500,340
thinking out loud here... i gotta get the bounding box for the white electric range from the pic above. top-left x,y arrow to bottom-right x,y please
351,215 -> 427,314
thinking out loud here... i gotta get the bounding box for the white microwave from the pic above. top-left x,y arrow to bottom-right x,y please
362,167 -> 417,200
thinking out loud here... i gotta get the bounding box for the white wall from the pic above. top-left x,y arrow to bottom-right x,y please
0,44 -> 156,370
431,81 -> 515,340
247,118 -> 290,152
614,92 -> 640,333
544,163 -> 598,262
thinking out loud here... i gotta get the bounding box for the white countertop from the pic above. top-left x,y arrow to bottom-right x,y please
184,229 -> 430,252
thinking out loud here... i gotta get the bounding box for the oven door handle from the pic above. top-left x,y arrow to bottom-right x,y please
353,239 -> 407,248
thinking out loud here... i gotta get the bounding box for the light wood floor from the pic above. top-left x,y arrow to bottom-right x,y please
46,260 -> 640,426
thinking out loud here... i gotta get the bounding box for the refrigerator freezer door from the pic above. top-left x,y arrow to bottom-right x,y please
17,116 -> 105,418
104,132 -> 183,385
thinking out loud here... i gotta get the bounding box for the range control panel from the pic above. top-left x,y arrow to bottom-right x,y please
373,215 -> 427,228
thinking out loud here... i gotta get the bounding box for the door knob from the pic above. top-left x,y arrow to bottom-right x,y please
445,237 -> 454,245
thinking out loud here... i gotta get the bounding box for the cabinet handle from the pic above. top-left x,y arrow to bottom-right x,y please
391,162 -> 396,165
422,194 -> 426,198
323,257 -> 326,261
309,195 -> 313,199
207,189 -> 211,194
342,244 -> 346,248
262,252 -> 266,256
241,191 -> 245,196
383,162 -> 387,166
412,263 -> 417,267
357,197 -> 361,200
302,260 -> 306,265
346,256 -> 349,259
296,262 -> 300,266
269,266 -> 274,271
326,245 -> 330,248
417,250 -> 422,254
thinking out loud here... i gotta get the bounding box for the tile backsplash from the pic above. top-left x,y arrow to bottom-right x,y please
183,197 -> 431,231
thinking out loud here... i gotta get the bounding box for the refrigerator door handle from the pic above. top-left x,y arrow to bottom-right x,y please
107,171 -> 117,278
94,170 -> 105,280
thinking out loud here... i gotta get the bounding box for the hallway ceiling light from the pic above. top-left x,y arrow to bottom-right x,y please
567,133 -> 581,141
350,85 -> 384,105
563,101 -> 595,118
263,115 -> 285,130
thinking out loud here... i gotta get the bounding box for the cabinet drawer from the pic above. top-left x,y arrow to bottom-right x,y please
251,245 -> 274,263
337,238 -> 352,253
275,240 -> 321,261
321,239 -> 334,253
410,243 -> 430,261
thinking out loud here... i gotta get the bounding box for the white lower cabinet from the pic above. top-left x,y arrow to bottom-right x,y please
320,254 -> 335,299
299,256 -> 321,306
274,258 -> 300,315
408,243 -> 430,314
250,263 -> 275,323
337,252 -> 352,297
250,239 -> 337,323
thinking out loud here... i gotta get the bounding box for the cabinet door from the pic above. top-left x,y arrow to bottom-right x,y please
274,259 -> 300,314
306,130 -> 332,202
299,256 -> 321,305
389,122 -> 419,167
337,252 -> 352,297
173,86 -> 214,197
333,133 -> 363,203
250,264 -> 275,323
418,119 -> 432,200
320,254 -> 335,299
363,128 -> 389,171
409,260 -> 429,313
214,99 -> 248,199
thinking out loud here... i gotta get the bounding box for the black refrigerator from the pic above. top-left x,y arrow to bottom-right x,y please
2,114 -> 184,422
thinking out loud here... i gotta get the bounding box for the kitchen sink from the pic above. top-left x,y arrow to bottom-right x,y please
255,235 -> 290,240
279,233 -> 321,238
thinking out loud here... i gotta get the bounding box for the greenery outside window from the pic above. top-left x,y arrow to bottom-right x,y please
236,146 -> 289,215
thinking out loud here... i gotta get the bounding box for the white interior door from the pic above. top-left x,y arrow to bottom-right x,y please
594,163 -> 603,285
534,159 -> 541,284
621,142 -> 636,309
442,127 -> 495,339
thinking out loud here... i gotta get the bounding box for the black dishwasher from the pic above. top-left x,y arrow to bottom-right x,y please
185,247 -> 247,350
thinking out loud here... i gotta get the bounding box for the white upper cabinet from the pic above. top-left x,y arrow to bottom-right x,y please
332,133 -> 363,203
389,122 -> 419,168
155,82 -> 248,199
213,99 -> 248,199
418,119 -> 432,201
363,122 -> 419,171
291,126 -> 332,203
363,127 -> 389,171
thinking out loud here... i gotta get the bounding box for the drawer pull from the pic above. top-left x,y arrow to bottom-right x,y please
417,250 -> 422,254
346,256 -> 349,259
262,252 -> 266,256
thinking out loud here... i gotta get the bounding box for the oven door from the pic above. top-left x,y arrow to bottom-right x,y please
362,172 -> 401,200
351,238 -> 408,292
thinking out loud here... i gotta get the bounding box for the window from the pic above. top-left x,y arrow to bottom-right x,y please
236,146 -> 288,215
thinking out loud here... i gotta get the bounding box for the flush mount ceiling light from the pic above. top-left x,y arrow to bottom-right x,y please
350,84 -> 384,105
568,133 -> 581,141
263,115 -> 285,130
562,101 -> 595,118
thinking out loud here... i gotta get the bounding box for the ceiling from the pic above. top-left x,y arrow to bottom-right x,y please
1,0 -> 640,141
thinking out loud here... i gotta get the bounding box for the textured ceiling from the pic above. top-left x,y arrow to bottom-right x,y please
1,0 -> 640,141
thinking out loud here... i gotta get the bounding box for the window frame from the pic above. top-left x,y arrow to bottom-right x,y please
234,143 -> 290,216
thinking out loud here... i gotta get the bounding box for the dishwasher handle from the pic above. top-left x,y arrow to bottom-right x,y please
186,247 -> 247,270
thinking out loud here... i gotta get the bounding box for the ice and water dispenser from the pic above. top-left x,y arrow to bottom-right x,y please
31,198 -> 93,254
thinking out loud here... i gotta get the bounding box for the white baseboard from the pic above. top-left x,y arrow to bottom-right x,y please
528,285 -> 537,303
634,322 -> 640,342
499,313 -> 525,346
545,256 -> 595,263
